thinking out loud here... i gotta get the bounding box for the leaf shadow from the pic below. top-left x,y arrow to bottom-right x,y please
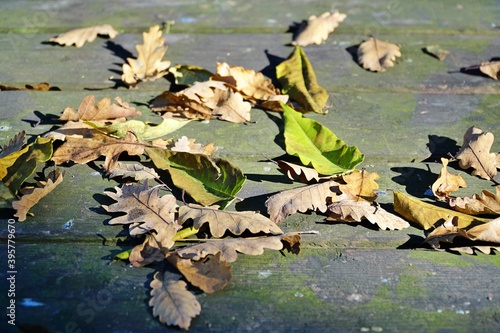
264,111 -> 286,151
421,134 -> 460,163
260,49 -> 286,88
234,192 -> 273,214
101,40 -> 135,89
391,165 -> 436,199
345,44 -> 362,69
396,234 -> 427,249
454,57 -> 500,78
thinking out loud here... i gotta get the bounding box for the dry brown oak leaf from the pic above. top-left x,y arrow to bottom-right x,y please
449,186 -> 500,215
277,160 -> 329,183
266,180 -> 341,223
339,170 -> 380,203
292,11 -> 347,46
49,24 -> 118,48
149,272 -> 201,330
0,82 -> 61,91
455,126 -> 500,181
108,162 -> 160,181
51,129 -> 145,171
167,252 -> 232,294
327,198 -> 410,230
60,95 -> 141,121
431,158 -> 467,201
13,169 -> 64,222
168,136 -> 218,155
178,204 -> 283,238
357,36 -> 401,72
479,61 -> 500,80
211,62 -> 283,102
122,25 -> 171,87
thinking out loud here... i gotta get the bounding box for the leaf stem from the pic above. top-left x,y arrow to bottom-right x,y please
173,226 -> 199,241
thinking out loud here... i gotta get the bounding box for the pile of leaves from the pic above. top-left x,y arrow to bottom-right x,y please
1,9 -> 500,330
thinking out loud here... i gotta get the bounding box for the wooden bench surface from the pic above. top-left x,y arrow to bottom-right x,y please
1,1 -> 499,332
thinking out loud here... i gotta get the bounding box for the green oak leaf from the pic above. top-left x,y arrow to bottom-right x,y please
282,103 -> 364,175
86,118 -> 190,141
145,148 -> 245,209
168,64 -> 214,86
276,45 -> 329,114
2,136 -> 53,194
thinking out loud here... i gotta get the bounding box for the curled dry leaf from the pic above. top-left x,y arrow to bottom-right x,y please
339,169 -> 379,203
167,252 -> 232,294
108,162 -> 160,181
292,11 -> 347,46
423,45 -> 449,61
168,64 -> 213,86
60,95 -> 141,121
169,136 -> 218,155
129,236 -> 166,267
455,126 -> 499,180
277,160 -> 327,183
266,180 -> 340,223
357,36 -> 401,72
431,158 -> 467,201
12,169 -> 64,222
122,25 -> 171,87
178,204 -> 283,238
49,24 -> 118,48
479,61 -> 500,80
149,272 -> 201,330
327,198 -> 409,230
449,186 -> 500,216
0,82 -> 61,91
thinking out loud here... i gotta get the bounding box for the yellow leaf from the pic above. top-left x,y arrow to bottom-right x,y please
49,24 -> 118,48
431,158 -> 467,201
393,191 -> 489,230
479,61 -> 500,80
357,36 -> 401,72
339,169 -> 380,202
292,11 -> 346,46
449,186 -> 500,216
122,25 -> 171,87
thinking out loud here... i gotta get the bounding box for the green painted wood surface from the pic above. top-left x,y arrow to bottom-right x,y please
1,1 -> 500,332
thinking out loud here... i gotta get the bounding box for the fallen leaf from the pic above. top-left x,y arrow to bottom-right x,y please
327,199 -> 409,230
292,11 -> 347,46
423,45 -> 449,61
49,24 -> 118,48
479,61 -> 500,80
0,82 -> 61,91
173,235 -> 285,263
151,91 -> 212,120
0,131 -> 27,179
276,46 -> 329,113
449,186 -> 500,215
178,204 -> 283,238
146,148 -> 245,208
431,158 -> 467,201
266,180 -> 340,223
51,130 -> 145,171
282,103 -> 364,175
169,136 -> 218,155
128,235 -> 166,267
169,64 -> 213,86
281,232 -> 302,255
455,126 -> 499,180
108,162 -> 160,181
60,95 -> 141,121
211,62 -> 282,103
90,118 -> 190,141
276,160 -> 327,183
339,169 -> 379,202
2,136 -> 53,194
122,25 -> 171,87
357,36 -> 401,72
209,88 -> 252,123
12,169 -> 64,221
167,252 -> 232,294
104,182 -> 179,239
393,190 -> 489,230
149,272 -> 201,330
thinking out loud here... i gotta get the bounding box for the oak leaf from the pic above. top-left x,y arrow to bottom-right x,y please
393,190 -> 489,230
327,198 -> 409,230
122,25 -> 171,87
339,170 -> 379,203
292,11 -> 347,46
265,180 -> 340,223
431,158 -> 467,201
211,62 -> 284,104
168,64 -> 213,86
169,136 -> 218,155
209,88 -> 252,123
479,61 -> 500,80
149,272 -> 201,330
455,126 -> 499,180
92,118 -> 189,141
128,235 -> 167,267
51,130 -> 145,171
357,36 -> 401,72
276,160 -> 326,183
449,186 -> 500,216
12,169 -> 64,222
0,82 -> 61,91
282,103 -> 364,175
276,46 -> 329,113
108,162 -> 160,181
49,24 -> 118,48
60,95 -> 141,121
178,204 -> 283,238
167,252 -> 232,294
